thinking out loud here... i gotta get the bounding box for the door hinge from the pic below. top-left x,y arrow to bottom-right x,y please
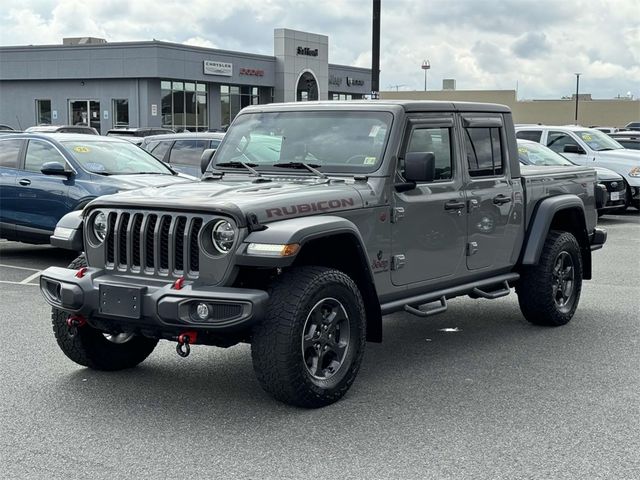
467,242 -> 479,256
391,254 -> 406,270
391,207 -> 405,223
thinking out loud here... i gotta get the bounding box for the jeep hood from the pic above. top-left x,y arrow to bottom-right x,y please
87,177 -> 366,225
92,173 -> 195,190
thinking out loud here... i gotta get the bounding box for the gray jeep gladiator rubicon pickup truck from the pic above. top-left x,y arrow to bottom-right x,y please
40,101 -> 607,408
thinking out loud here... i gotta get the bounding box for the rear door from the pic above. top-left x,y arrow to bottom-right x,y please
0,138 -> 24,237
461,114 -> 517,271
14,139 -> 71,236
391,114 -> 467,286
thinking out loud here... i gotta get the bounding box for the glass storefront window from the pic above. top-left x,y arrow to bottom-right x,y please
35,99 -> 51,124
161,80 -> 208,132
220,84 -> 262,127
112,99 -> 129,127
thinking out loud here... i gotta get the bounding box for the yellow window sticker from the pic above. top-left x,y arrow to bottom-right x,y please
581,133 -> 592,141
364,156 -> 377,165
73,146 -> 90,153
518,147 -> 528,154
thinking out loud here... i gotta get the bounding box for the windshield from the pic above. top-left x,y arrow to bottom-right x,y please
212,111 -> 393,173
62,140 -> 173,175
576,130 -> 623,151
517,141 -> 575,166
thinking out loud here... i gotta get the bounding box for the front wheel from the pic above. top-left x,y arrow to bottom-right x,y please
517,231 -> 583,326
51,254 -> 158,370
251,266 -> 366,408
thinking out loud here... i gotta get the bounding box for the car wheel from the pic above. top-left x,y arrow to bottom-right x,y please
251,266 -> 366,408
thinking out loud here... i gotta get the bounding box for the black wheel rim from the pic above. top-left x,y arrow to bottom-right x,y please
552,251 -> 575,313
301,297 -> 351,380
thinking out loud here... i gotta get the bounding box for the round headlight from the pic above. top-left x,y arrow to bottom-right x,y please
211,220 -> 236,253
93,211 -> 107,243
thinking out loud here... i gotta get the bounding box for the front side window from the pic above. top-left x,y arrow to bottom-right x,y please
0,139 -> 23,168
546,131 -> 579,153
25,140 -> 66,172
169,140 -> 209,166
405,127 -> 453,181
35,100 -> 52,125
516,130 -> 542,142
213,111 -> 393,173
62,140 -> 173,175
464,127 -> 503,177
148,141 -> 172,160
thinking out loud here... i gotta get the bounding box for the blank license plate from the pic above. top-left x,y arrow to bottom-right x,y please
99,285 -> 143,319
610,191 -> 620,201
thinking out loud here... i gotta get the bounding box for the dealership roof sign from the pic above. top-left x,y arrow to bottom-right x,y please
204,60 -> 233,76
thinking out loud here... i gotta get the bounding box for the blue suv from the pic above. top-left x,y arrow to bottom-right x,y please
0,133 -> 194,244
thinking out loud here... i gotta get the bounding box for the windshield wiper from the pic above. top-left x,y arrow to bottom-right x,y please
272,162 -> 327,178
91,171 -> 112,176
215,161 -> 261,176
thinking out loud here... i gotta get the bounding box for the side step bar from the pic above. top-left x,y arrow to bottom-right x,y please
381,273 -> 520,316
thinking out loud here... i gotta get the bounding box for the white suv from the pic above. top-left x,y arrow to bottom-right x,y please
515,125 -> 640,210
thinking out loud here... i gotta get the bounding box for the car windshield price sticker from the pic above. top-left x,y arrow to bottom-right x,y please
73,146 -> 90,153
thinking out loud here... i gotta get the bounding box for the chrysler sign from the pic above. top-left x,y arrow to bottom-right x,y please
204,60 -> 233,76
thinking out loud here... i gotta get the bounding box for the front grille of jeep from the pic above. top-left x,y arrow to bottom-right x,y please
102,211 -> 204,278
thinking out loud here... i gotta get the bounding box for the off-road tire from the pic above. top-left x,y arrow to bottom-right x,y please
251,266 -> 366,408
51,254 -> 158,371
517,230 -> 583,326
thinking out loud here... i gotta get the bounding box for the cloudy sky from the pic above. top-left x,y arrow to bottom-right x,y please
1,0 -> 638,99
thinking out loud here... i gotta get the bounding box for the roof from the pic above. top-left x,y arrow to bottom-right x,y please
141,132 -> 225,142
2,132 -> 132,143
515,124 -> 596,131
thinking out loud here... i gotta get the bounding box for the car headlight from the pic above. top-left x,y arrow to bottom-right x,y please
629,167 -> 640,177
93,211 -> 107,243
211,220 -> 236,253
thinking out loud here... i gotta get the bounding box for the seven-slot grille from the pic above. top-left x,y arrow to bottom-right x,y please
103,211 -> 203,277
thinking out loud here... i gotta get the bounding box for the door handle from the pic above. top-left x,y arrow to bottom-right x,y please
18,178 -> 31,186
493,194 -> 512,205
444,200 -> 465,210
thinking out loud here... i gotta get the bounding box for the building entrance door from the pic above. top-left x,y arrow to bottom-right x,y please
69,100 -> 101,133
296,72 -> 318,101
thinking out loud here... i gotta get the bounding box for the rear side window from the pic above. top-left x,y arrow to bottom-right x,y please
516,130 -> 542,142
169,140 -> 209,166
25,140 -> 66,172
150,141 -> 172,160
0,139 -> 22,168
405,127 -> 453,181
546,131 -> 579,153
464,127 -> 503,177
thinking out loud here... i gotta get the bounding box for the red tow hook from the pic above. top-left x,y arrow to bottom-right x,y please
75,267 -> 88,278
172,276 -> 185,290
66,315 -> 86,336
176,331 -> 198,358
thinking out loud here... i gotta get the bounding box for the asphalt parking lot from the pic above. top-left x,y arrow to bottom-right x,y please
1,210 -> 638,480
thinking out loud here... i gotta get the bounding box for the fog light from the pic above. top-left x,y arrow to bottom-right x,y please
196,303 -> 210,320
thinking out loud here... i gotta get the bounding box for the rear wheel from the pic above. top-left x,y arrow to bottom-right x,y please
51,254 -> 158,370
251,266 -> 366,408
517,231 -> 583,326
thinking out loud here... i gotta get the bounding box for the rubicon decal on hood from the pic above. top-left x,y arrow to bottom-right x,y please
266,198 -> 355,218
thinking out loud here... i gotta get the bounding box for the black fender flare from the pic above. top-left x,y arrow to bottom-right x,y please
50,210 -> 84,251
521,194 -> 588,265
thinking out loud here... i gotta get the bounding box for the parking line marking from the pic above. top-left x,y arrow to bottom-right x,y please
0,263 -> 41,272
0,280 -> 39,286
20,271 -> 42,284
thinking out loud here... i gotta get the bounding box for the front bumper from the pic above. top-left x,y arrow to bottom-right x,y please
39,266 -> 268,334
589,227 -> 607,251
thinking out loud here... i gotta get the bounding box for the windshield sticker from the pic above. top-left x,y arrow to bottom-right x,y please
518,147 -> 528,155
85,162 -> 106,172
581,133 -> 593,141
73,146 -> 90,153
364,156 -> 377,165
369,125 -> 381,137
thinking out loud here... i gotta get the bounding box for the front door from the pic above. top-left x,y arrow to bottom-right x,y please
391,115 -> 467,286
461,114 -> 517,271
69,100 -> 101,133
545,130 -> 589,165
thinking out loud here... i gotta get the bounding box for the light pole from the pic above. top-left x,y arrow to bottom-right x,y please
574,73 -> 581,125
422,59 -> 430,91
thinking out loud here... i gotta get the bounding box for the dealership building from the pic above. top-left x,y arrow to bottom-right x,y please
0,29 -> 372,133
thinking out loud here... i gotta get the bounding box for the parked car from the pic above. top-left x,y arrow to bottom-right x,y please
25,124 -> 99,135
140,132 -> 225,176
0,133 -> 194,244
41,100 -> 606,407
515,125 -> 640,210
105,127 -> 175,145
624,121 -> 640,131
591,126 -> 618,134
517,139 -> 626,215
608,131 -> 640,151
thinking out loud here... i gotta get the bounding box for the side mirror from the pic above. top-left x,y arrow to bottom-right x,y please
41,161 -> 72,177
564,144 -> 585,154
201,148 -> 216,174
405,152 -> 436,183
